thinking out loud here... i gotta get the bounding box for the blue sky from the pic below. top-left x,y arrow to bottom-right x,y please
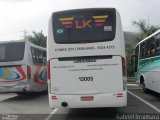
0,0 -> 160,41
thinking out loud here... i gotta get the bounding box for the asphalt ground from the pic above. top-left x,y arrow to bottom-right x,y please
0,85 -> 159,120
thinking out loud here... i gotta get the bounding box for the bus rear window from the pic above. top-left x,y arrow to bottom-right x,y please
0,42 -> 25,62
52,8 -> 116,44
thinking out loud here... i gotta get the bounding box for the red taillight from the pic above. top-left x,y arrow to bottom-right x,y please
52,96 -> 57,100
27,66 -> 31,79
47,60 -> 50,80
116,93 -> 123,97
122,57 -> 126,77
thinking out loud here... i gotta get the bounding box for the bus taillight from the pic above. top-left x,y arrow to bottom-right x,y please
121,57 -> 126,77
27,66 -> 31,80
47,60 -> 51,93
47,60 -> 51,80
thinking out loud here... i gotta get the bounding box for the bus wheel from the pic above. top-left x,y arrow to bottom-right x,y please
142,82 -> 149,93
17,92 -> 27,95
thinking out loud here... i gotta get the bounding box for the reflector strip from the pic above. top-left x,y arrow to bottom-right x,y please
116,93 -> 123,97
117,96 -> 123,97
93,15 -> 109,19
117,93 -> 123,95
59,17 -> 74,21
52,96 -> 57,100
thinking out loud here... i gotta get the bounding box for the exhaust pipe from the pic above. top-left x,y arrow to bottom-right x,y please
61,102 -> 68,107
23,88 -> 26,92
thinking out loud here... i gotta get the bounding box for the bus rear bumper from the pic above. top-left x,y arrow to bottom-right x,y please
49,91 -> 127,108
0,85 -> 31,93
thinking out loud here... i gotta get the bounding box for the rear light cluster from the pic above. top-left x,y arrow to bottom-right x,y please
121,57 -> 126,77
52,96 -> 57,100
121,57 -> 127,90
47,60 -> 51,80
47,60 -> 51,92
116,93 -> 123,98
27,66 -> 31,80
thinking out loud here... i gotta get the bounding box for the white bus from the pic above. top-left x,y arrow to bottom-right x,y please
47,8 -> 127,108
133,30 -> 160,93
0,40 -> 47,93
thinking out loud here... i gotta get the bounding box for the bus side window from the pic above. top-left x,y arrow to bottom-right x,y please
135,45 -> 139,72
43,51 -> 47,65
140,42 -> 146,59
0,45 -> 6,60
31,47 -> 37,64
150,37 -> 156,57
35,49 -> 39,63
31,47 -> 43,65
155,33 -> 160,56
145,40 -> 150,58
38,50 -> 43,64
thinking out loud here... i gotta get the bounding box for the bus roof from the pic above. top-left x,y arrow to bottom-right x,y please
0,40 -> 46,50
52,8 -> 116,14
136,29 -> 160,47
0,39 -> 25,44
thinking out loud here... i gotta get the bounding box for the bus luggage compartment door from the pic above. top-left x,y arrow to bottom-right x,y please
50,56 -> 123,94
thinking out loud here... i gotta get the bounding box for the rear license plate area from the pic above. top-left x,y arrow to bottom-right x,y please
81,96 -> 94,101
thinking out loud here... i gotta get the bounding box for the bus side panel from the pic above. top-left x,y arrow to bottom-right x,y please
146,68 -> 160,93
27,43 -> 47,92
31,64 -> 47,91
138,57 -> 160,93
0,65 -> 30,92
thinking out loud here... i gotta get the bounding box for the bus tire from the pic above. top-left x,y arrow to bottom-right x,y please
140,76 -> 149,93
17,92 -> 27,95
142,82 -> 149,93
